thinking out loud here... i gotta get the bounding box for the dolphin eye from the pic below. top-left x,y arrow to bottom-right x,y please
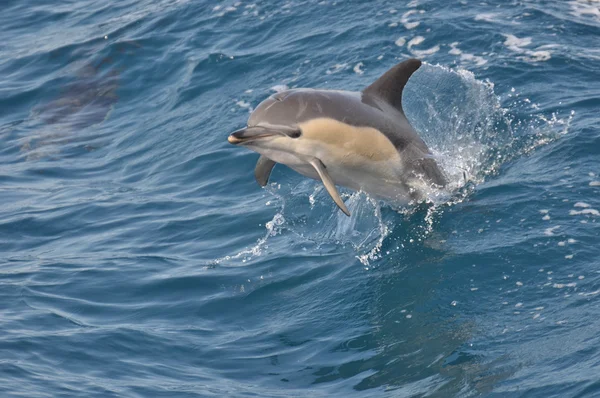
289,130 -> 302,139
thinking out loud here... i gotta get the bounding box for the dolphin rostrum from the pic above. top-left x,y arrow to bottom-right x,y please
227,58 -> 446,216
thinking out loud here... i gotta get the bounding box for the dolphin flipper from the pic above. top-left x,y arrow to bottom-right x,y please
254,156 -> 276,187
308,158 -> 351,216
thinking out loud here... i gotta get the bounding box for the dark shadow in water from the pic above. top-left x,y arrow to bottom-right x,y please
310,207 -> 519,396
21,41 -> 141,160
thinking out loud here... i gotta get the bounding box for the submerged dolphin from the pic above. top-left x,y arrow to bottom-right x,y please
227,58 -> 446,216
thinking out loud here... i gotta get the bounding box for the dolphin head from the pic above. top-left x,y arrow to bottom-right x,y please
227,90 -> 308,147
227,91 -> 314,165
227,88 -> 367,152
227,125 -> 300,145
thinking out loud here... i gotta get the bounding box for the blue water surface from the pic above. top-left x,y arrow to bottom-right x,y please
1,0 -> 600,396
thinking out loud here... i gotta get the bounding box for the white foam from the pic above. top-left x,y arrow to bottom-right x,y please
395,37 -> 406,47
590,181 -> 600,186
574,202 -> 591,208
542,215 -> 551,220
553,282 -> 577,288
474,13 -> 500,22
448,42 -> 462,55
308,185 -> 321,208
235,100 -> 253,112
404,21 -> 420,30
527,50 -> 552,62
570,208 -> 600,216
407,36 -> 425,49
326,63 -> 348,75
401,10 -> 421,29
213,3 -> 238,17
448,42 -> 487,66
581,290 -> 600,297
504,34 -> 532,49
569,0 -> 600,21
411,45 -> 440,57
353,62 -> 365,75
270,84 -> 289,93
502,34 -> 552,62
544,226 -> 560,236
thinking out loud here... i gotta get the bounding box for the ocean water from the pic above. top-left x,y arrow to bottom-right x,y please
1,0 -> 599,396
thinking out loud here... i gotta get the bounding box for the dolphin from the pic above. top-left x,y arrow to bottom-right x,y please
227,58 -> 446,216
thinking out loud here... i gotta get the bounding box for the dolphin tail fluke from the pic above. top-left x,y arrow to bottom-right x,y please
254,155 -> 276,187
308,158 -> 351,217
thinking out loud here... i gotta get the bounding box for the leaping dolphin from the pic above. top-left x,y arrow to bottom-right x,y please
227,58 -> 446,216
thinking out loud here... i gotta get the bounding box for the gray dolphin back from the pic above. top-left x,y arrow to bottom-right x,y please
247,59 -> 428,153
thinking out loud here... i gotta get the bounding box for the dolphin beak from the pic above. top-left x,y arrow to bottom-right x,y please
227,127 -> 283,145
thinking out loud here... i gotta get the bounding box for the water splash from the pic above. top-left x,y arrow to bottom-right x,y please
406,63 -> 571,205
211,211 -> 286,266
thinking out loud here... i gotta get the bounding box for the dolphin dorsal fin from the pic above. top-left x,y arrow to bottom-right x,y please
363,58 -> 422,114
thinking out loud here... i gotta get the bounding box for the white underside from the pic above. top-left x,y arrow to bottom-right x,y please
254,146 -> 413,203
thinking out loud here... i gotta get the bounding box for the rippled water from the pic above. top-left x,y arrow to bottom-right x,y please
2,0 -> 600,396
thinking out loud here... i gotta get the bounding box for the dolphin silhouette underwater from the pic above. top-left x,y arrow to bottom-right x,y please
228,58 -> 447,216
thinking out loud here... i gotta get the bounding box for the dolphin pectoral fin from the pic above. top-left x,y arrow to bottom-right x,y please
254,155 -> 276,187
308,158 -> 351,217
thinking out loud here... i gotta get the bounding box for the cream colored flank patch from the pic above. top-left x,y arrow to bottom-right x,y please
299,118 -> 397,161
